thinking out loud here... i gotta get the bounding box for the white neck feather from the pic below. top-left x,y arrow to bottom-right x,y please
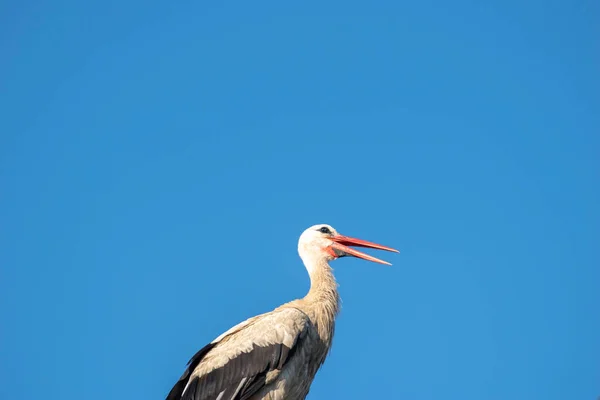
302,257 -> 340,344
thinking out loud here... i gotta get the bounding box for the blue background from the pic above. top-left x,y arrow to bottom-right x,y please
1,1 -> 598,399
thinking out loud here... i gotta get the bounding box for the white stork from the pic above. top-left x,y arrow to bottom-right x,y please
166,224 -> 398,400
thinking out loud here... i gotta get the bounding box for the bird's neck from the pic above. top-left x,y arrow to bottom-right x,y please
303,258 -> 340,344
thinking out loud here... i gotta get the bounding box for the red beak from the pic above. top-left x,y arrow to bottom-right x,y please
329,234 -> 399,265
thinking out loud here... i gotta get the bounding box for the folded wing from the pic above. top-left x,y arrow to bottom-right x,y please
166,307 -> 311,400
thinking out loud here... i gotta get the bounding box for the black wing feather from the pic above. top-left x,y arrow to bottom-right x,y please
166,308 -> 309,400
167,341 -> 300,400
166,343 -> 217,400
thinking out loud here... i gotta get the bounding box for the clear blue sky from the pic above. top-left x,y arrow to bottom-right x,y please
1,1 -> 598,399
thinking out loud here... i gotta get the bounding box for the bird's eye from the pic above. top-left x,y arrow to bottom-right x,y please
319,227 -> 331,234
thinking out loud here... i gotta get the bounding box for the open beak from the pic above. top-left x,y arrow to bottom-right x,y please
329,234 -> 399,265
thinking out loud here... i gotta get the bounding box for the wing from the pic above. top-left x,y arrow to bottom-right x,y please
166,307 -> 311,400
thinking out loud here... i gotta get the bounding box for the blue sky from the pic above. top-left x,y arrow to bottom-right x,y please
1,1 -> 598,399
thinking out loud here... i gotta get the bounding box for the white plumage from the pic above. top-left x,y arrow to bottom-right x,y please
166,224 -> 398,400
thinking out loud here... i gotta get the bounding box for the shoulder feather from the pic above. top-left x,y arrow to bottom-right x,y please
166,307 -> 311,400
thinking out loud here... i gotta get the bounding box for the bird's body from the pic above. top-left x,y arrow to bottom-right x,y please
166,224 -> 397,400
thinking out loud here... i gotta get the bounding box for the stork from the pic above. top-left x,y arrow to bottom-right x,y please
166,224 -> 398,400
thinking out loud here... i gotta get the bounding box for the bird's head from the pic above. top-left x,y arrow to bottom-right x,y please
298,224 -> 399,269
